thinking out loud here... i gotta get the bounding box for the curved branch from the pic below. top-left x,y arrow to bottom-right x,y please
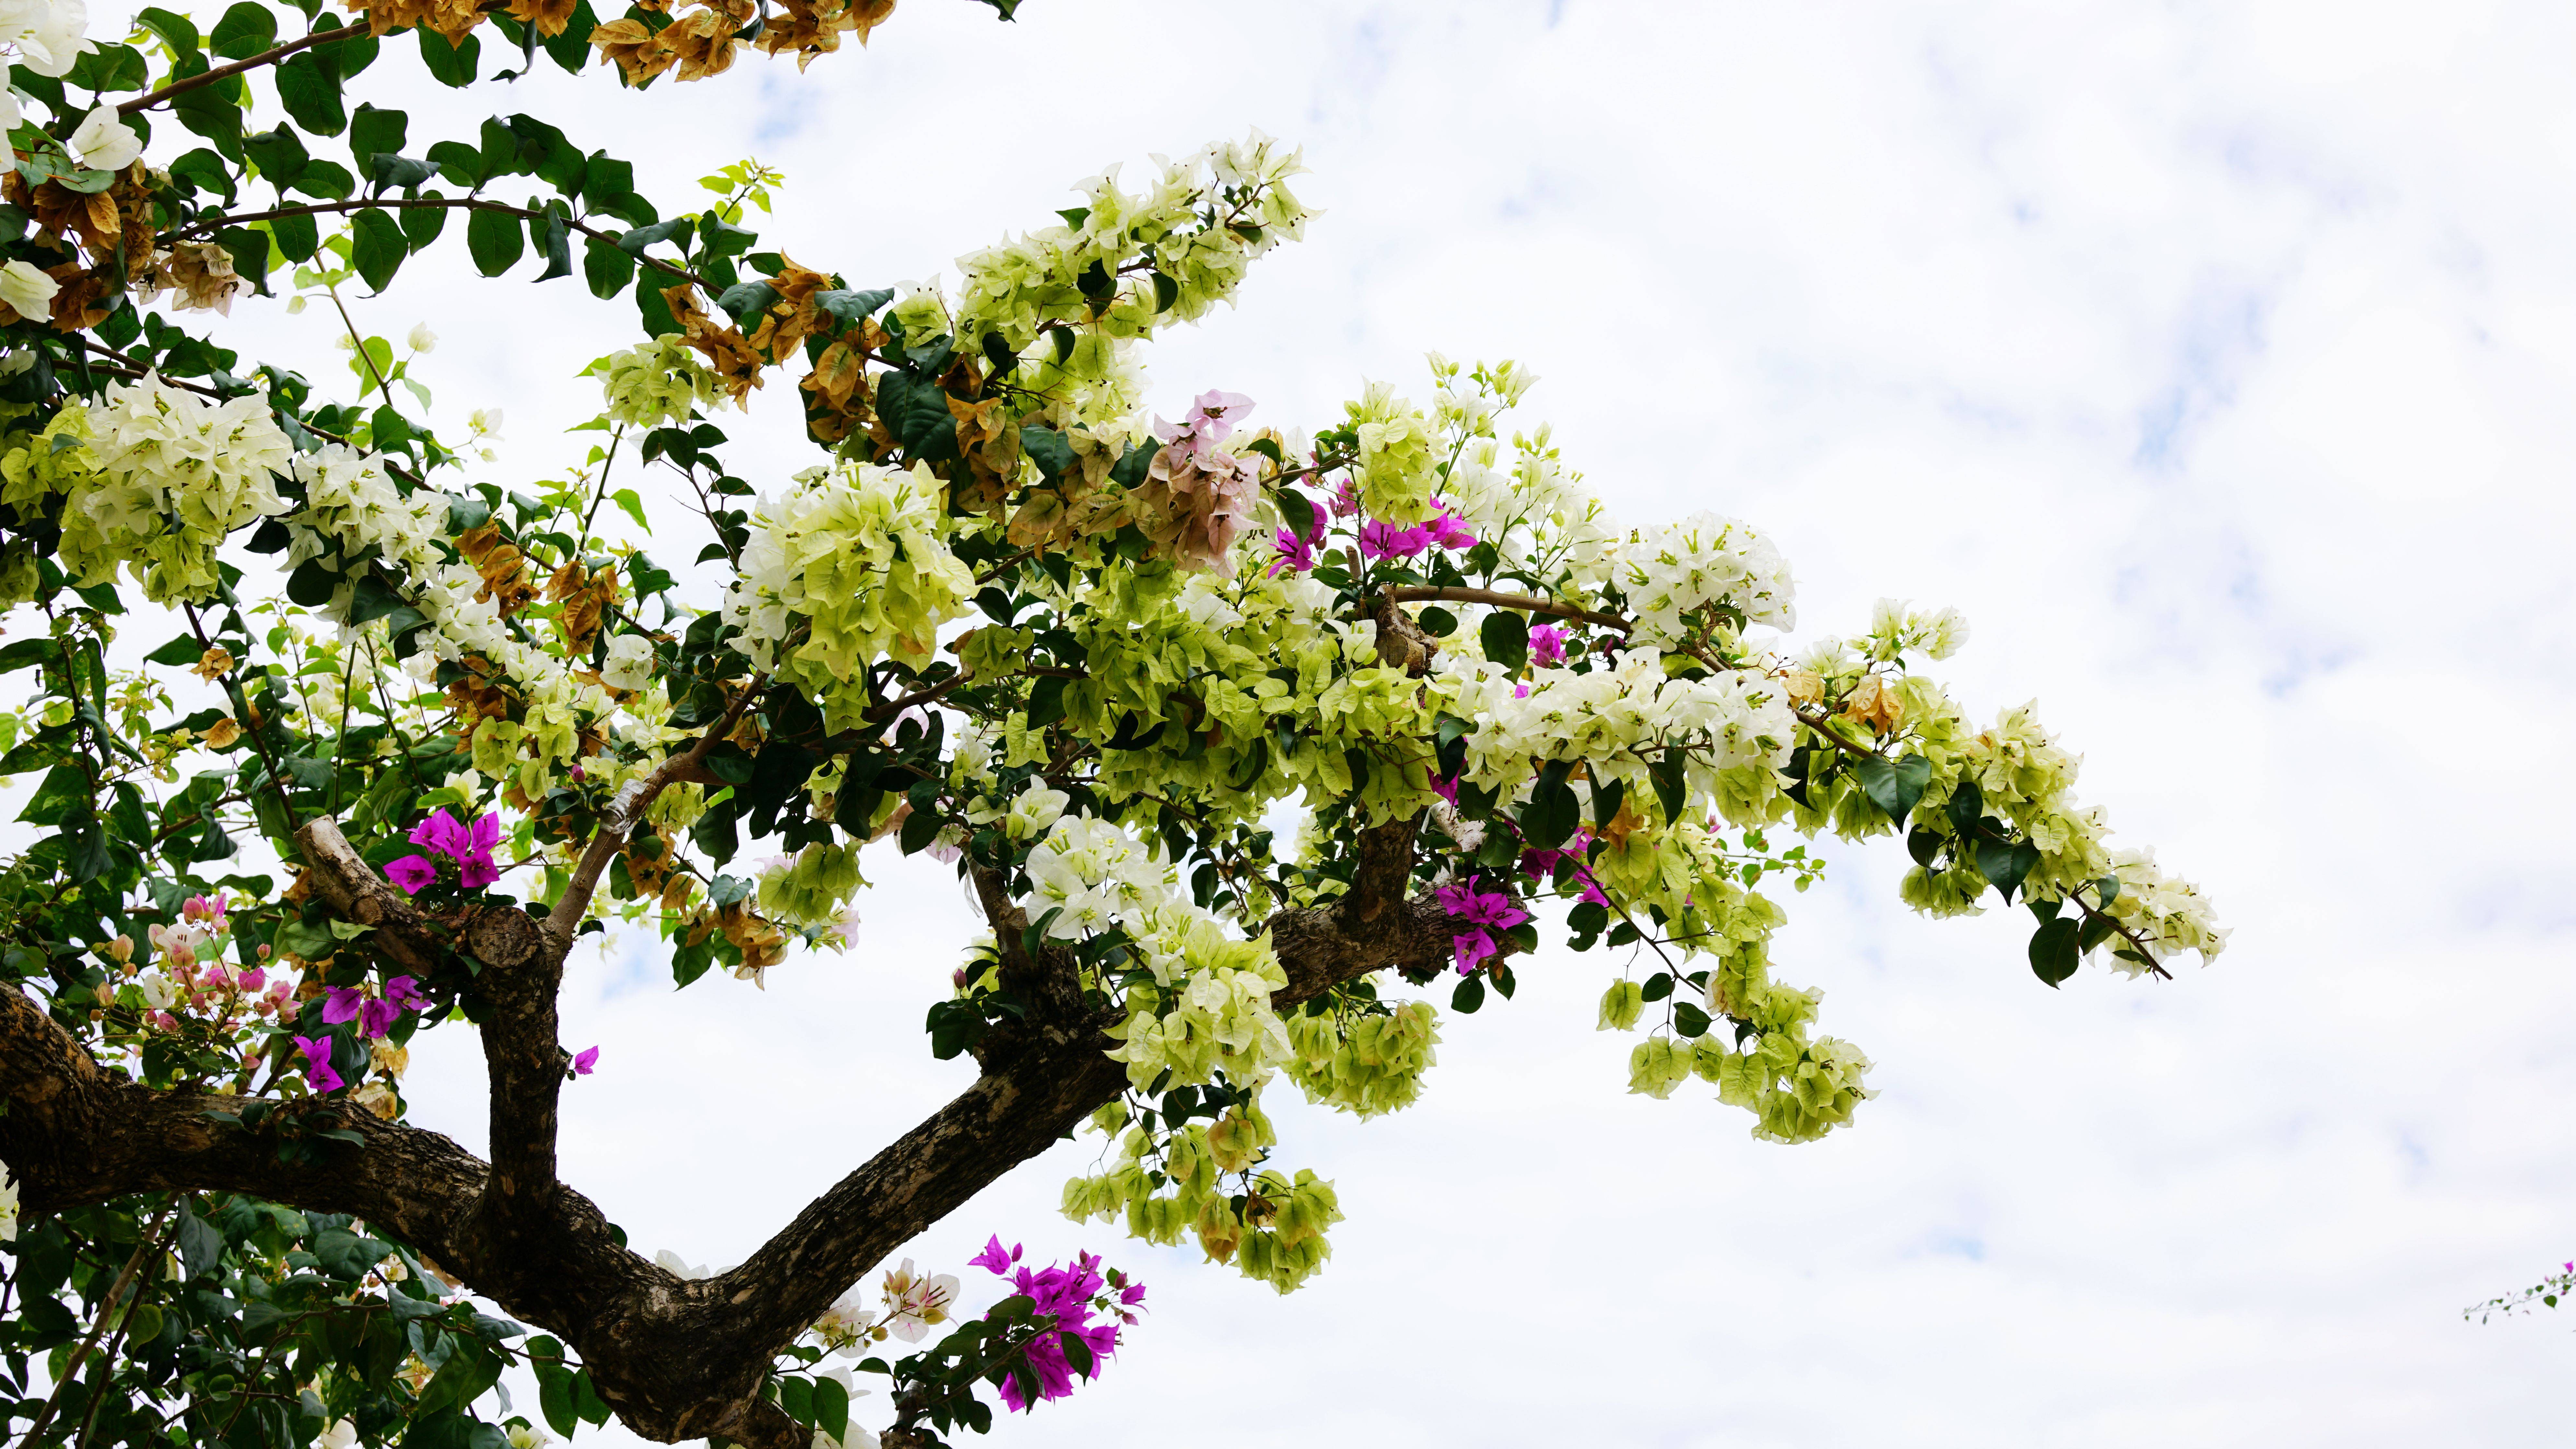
1382,585 -> 1630,632
116,24 -> 363,117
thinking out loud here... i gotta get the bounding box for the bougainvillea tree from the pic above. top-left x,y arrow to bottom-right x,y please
0,2 -> 2229,1445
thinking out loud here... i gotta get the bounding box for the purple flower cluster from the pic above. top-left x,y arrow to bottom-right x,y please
291,1034 -> 345,1093
1269,475 -> 1481,575
387,809 -> 500,896
1433,875 -> 1530,974
321,974 -> 431,1041
1528,622 -> 1570,667
967,1236 -> 1145,1414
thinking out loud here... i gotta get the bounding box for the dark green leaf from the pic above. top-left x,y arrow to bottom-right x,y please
2029,915 -> 2081,988
1481,609 -> 1528,673
243,123 -> 310,187
276,51 -> 346,135
1649,747 -> 1687,826
416,27 -> 479,86
1975,836 -> 2042,905
1450,973 -> 1485,1014
535,209 -> 572,281
1673,1001 -> 1712,1037
208,2 -> 276,59
466,205 -> 523,276
1849,751 -> 1932,831
583,235 -> 634,299
1945,780 -> 1983,839
350,207 -> 405,291
350,102 -> 406,173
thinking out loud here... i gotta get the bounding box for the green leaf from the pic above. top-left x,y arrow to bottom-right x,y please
582,235 -> 634,300
291,157 -> 355,200
425,138 -> 484,187
214,226 -> 271,294
1975,836 -> 2042,905
416,27 -> 479,86
610,489 -> 649,532
715,279 -> 775,325
1480,609 -> 1528,673
64,42 -> 148,92
1849,751 -> 1932,831
815,286 -> 892,327
243,123 -> 310,187
1020,423 -> 1075,478
137,7 -> 202,53
0,637 -> 62,672
143,635 -> 204,667
269,208 -> 319,263
1673,1001 -> 1712,1037
1276,485 -> 1315,541
898,803 -> 941,855
276,50 -> 346,135
534,209 -> 572,282
1945,779 -> 1983,839
208,2 -> 277,59
812,1374 -> 849,1444
400,194 -> 449,249
350,207 -> 405,291
167,146 -> 237,203
1649,746 -> 1688,826
350,102 -> 406,174
1519,759 -> 1580,852
466,206 -> 523,276
1450,973 -> 1485,1014
879,372 -> 959,463
2029,915 -> 2081,988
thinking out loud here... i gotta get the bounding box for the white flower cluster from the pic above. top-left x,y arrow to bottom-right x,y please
588,337 -> 721,430
1016,813 -> 1294,1091
1606,510 -> 1797,646
944,131 -> 1315,355
1442,648 -> 1797,828
0,0 -> 92,82
271,440 -> 628,802
719,460 -> 976,735
283,443 -> 444,572
1859,597 -> 1969,663
62,378 -> 292,602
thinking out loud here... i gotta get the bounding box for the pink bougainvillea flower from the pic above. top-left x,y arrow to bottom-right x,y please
293,1035 -> 343,1093
1003,1252 -> 1130,1412
409,808 -> 469,857
1434,876 -> 1530,974
320,986 -> 366,1026
1527,623 -> 1569,668
1355,518 -> 1429,562
969,1235 -> 1022,1275
385,975 -> 430,1012
358,998 -> 401,1039
573,1045 -> 599,1075
385,854 -> 438,895
1420,504 -> 1477,552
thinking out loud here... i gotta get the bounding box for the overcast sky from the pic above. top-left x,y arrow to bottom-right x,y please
91,1 -> 2576,1443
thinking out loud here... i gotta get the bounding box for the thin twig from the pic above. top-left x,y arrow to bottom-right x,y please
116,24 -> 363,116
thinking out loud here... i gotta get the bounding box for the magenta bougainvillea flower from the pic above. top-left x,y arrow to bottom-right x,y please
573,1046 -> 600,1076
1527,622 -> 1569,667
293,1034 -> 343,1093
388,808 -> 503,896
1433,876 -> 1530,974
968,1237 -> 1139,1413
